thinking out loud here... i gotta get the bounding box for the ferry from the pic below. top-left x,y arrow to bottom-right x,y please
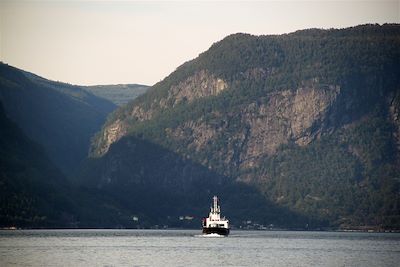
202,196 -> 230,236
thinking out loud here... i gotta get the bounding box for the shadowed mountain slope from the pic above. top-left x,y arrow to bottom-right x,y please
0,63 -> 116,176
0,103 -> 76,227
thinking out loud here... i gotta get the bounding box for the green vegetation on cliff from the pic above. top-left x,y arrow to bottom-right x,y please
88,24 -> 400,229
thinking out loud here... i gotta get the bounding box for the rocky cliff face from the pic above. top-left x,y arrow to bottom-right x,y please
164,84 -> 341,173
242,85 -> 340,160
94,70 -> 228,156
94,119 -> 128,157
167,70 -> 228,107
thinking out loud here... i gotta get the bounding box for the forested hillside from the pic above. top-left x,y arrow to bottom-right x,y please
0,103 -> 76,227
88,24 -> 400,229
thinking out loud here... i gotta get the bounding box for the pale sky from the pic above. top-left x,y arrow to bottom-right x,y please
0,1 -> 399,86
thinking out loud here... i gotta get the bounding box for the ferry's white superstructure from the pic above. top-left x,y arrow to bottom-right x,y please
202,196 -> 230,236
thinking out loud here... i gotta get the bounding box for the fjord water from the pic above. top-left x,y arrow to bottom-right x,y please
0,230 -> 399,266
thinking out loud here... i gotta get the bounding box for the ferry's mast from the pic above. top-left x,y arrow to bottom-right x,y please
211,196 -> 220,214
213,196 -> 219,213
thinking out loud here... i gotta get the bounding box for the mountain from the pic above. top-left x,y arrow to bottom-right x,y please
83,84 -> 149,106
87,24 -> 400,229
0,63 -> 116,176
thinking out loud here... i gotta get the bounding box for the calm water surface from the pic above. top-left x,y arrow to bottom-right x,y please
0,229 -> 399,266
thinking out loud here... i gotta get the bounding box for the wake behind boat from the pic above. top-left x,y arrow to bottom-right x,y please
202,196 -> 230,236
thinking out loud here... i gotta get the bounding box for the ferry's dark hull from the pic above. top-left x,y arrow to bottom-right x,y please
202,227 -> 230,236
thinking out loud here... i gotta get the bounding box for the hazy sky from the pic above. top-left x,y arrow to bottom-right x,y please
1,1 -> 399,86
